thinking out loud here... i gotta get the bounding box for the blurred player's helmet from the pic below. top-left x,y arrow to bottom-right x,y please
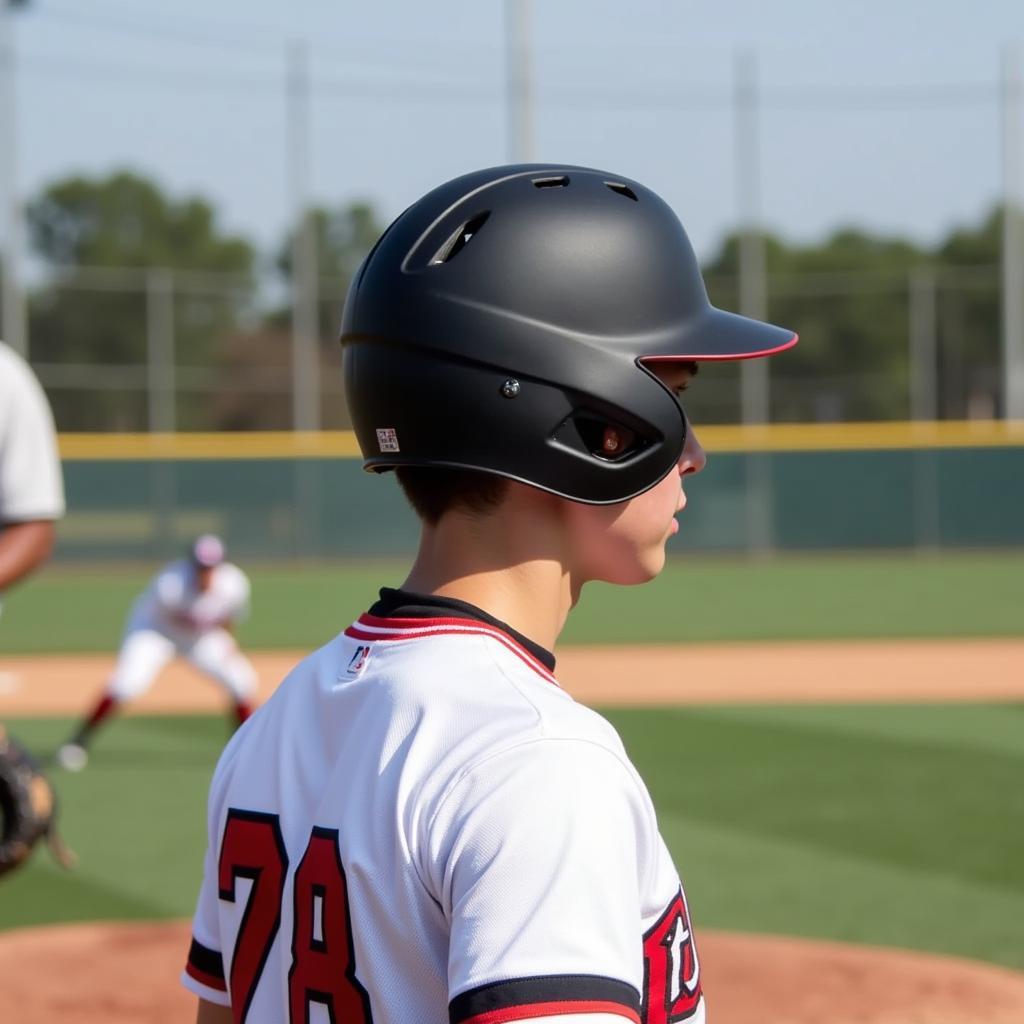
340,163 -> 796,504
191,534 -> 225,568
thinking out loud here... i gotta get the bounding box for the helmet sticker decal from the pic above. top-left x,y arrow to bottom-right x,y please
376,428 -> 400,453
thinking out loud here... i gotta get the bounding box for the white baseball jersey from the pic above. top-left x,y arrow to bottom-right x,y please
183,592 -> 704,1024
130,559 -> 250,638
0,341 -> 65,523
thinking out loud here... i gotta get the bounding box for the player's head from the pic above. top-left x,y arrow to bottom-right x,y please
341,164 -> 794,502
190,534 -> 224,588
340,164 -> 795,576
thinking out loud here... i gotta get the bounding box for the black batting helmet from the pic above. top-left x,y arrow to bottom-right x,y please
340,164 -> 796,504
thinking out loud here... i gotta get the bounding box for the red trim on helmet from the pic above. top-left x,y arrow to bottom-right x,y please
641,332 -> 798,363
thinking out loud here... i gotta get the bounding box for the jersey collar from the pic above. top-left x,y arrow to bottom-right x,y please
366,588 -> 557,672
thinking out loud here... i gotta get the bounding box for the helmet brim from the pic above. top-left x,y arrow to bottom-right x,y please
640,306 -> 798,363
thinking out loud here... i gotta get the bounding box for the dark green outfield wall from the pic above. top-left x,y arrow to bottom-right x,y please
59,458 -> 419,561
57,446 -> 1024,561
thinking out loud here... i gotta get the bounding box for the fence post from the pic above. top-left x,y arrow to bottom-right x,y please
1002,44 -> 1024,419
909,267 -> 938,421
911,448 -> 942,553
146,267 -> 176,432
146,268 -> 177,556
733,50 -> 774,557
908,268 -> 942,550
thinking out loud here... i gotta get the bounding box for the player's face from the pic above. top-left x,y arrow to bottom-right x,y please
196,565 -> 215,592
563,364 -> 706,586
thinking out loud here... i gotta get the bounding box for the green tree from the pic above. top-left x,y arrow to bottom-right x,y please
273,200 -> 385,338
213,201 -> 386,430
699,228 -> 927,423
934,206 -> 1001,418
27,170 -> 256,430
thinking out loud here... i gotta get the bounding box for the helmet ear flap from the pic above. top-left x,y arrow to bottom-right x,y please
345,341 -> 685,504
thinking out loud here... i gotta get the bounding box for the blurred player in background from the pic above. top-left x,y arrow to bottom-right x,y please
56,535 -> 257,771
0,340 -> 65,604
0,339 -> 67,878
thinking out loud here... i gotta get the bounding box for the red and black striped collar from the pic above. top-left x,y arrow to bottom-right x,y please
367,588 -> 556,672
343,589 -> 558,686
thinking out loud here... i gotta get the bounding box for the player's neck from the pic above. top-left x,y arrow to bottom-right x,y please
401,491 -> 576,652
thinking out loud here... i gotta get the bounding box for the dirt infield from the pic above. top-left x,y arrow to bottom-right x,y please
2,637 -> 1023,1021
2,637 -> 1022,716
3,919 -> 1024,1024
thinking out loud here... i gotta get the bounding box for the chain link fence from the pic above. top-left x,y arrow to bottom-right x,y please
18,260 -> 1007,432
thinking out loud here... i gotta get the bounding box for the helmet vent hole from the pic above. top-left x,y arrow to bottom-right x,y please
429,212 -> 490,265
605,182 -> 638,201
532,175 -> 570,189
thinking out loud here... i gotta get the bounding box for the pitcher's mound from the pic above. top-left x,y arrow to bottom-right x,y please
1,920 -> 1023,1023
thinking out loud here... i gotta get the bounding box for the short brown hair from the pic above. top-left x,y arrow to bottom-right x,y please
395,467 -> 510,525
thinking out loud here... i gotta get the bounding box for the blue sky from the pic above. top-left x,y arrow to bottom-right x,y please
9,0 -> 1024,261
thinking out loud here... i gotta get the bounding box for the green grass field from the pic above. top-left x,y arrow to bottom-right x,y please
1,552 -> 1022,967
2,705 -> 1022,969
2,551 -> 1022,654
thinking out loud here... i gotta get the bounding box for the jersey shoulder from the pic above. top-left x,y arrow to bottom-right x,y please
215,561 -> 248,584
0,343 -> 53,426
154,559 -> 190,590
477,632 -> 632,759
0,342 -> 40,395
205,622 -> 646,827
205,630 -> 349,787
212,561 -> 249,595
355,623 -> 641,800
0,342 -> 65,521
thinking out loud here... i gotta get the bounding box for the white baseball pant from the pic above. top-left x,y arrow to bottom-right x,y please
107,626 -> 257,703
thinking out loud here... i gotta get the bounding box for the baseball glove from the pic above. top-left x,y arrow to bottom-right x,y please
0,726 -> 76,878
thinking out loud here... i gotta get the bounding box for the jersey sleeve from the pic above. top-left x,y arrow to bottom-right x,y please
182,780 -> 231,1005
427,739 -> 653,1024
154,567 -> 188,615
224,566 -> 251,623
0,352 -> 64,522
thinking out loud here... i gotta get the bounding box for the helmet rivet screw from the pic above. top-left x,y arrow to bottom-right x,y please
501,378 -> 521,399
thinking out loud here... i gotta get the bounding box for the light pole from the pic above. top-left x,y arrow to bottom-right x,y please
1,0 -> 28,356
287,38 -> 320,432
506,0 -> 534,163
1001,43 -> 1024,419
734,50 -> 769,425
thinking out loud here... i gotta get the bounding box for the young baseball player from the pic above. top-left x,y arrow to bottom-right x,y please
0,339 -> 68,877
56,535 -> 257,771
183,165 -> 797,1024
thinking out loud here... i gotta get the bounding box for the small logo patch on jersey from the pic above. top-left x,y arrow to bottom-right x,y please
642,887 -> 702,1022
375,427 -> 400,453
346,645 -> 371,676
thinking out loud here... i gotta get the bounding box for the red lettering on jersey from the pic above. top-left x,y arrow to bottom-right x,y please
218,810 -> 289,1024
288,827 -> 373,1023
641,889 -> 702,1023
